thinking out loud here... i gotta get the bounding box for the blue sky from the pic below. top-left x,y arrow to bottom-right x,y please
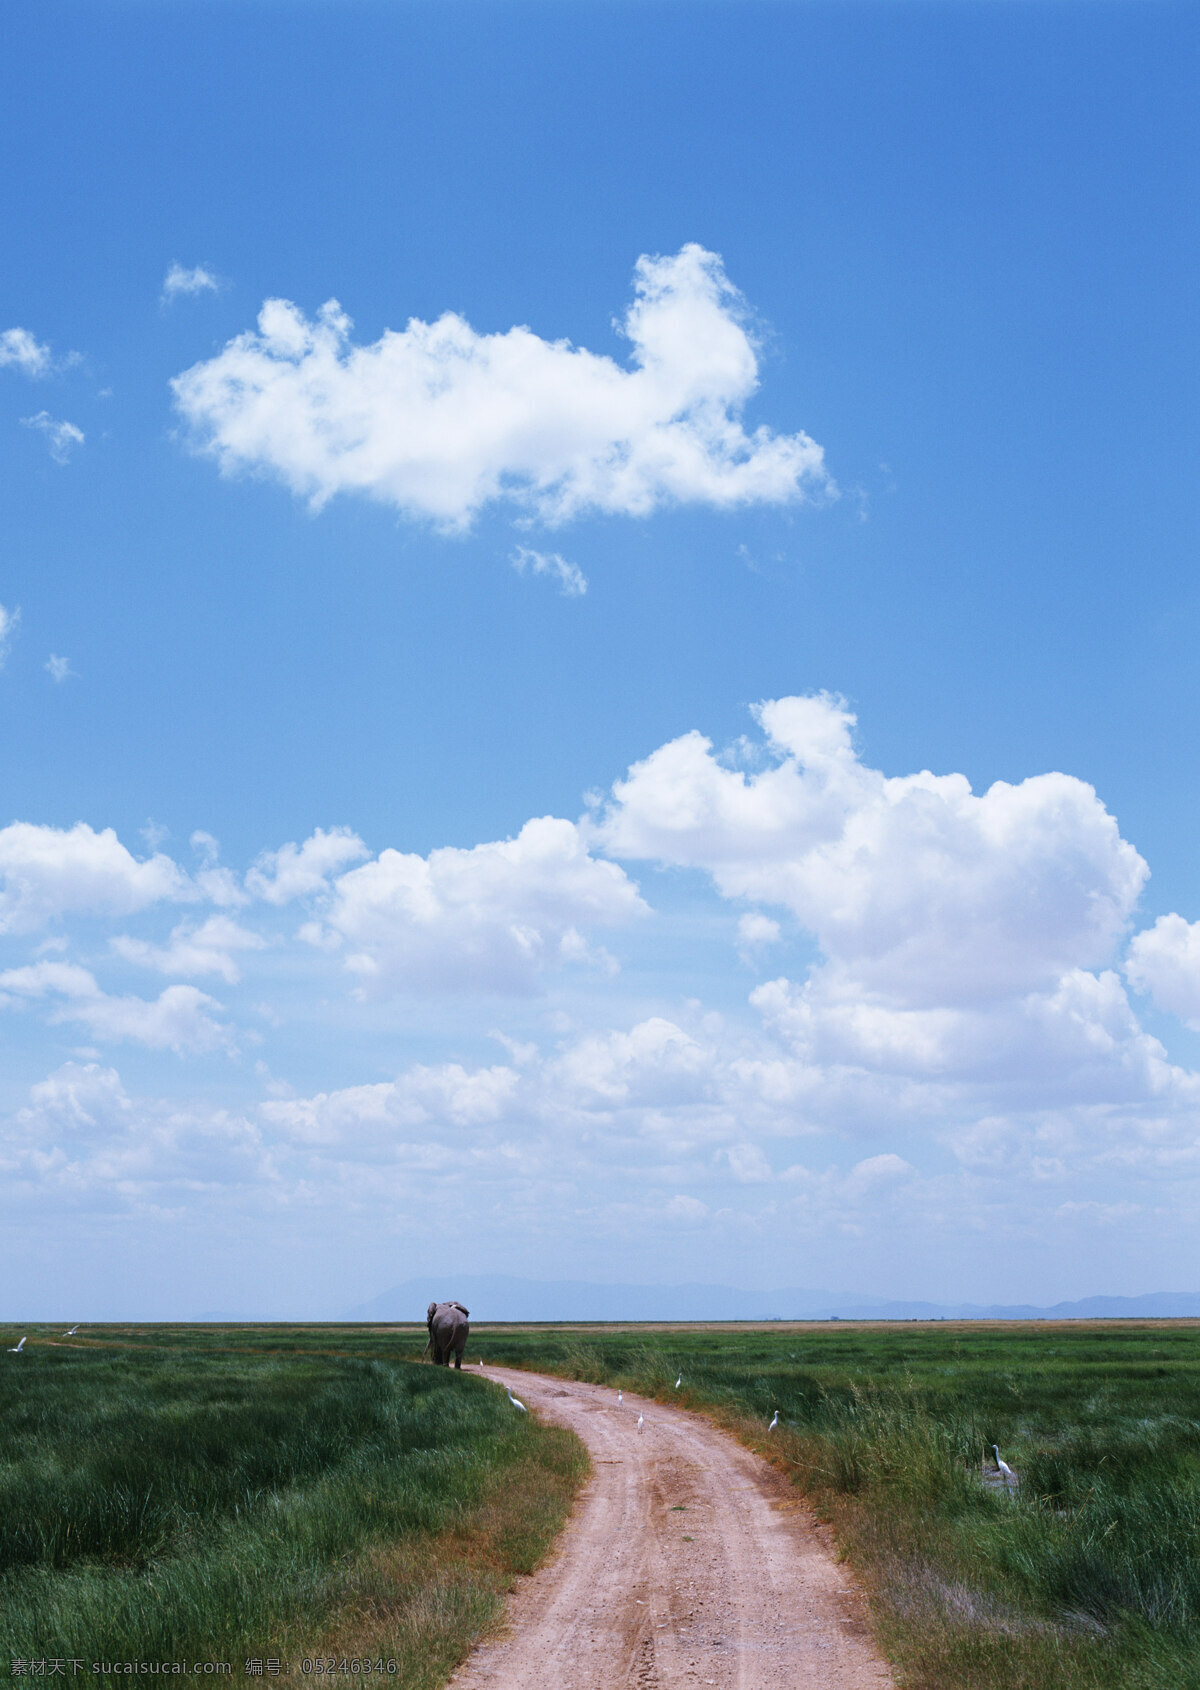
2,1 -> 1199,1318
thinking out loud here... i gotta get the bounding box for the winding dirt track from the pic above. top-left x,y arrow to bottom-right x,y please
452,1367 -> 895,1690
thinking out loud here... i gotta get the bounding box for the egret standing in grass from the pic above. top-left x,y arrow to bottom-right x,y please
768,1410 -> 779,1431
675,1373 -> 682,1389
992,1445 -> 1017,1486
507,1388 -> 527,1413
637,1412 -> 645,1433
7,1337 -> 25,1353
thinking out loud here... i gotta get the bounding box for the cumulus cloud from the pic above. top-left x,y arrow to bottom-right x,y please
1126,913 -> 1200,1029
0,822 -> 191,934
4,702 -> 1199,1258
511,547 -> 588,597
246,827 -> 368,904
574,691 -> 1192,1158
595,692 -> 1147,1008
21,411 -> 84,462
21,1060 -> 132,1138
0,327 -> 52,377
262,1061 -> 520,1151
0,961 -> 231,1054
111,915 -> 267,984
310,816 -> 646,994
171,244 -> 831,531
162,263 -> 222,302
3,1062 -> 265,1211
548,1016 -> 712,1109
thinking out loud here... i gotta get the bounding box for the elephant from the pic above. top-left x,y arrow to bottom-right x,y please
423,1300 -> 470,1368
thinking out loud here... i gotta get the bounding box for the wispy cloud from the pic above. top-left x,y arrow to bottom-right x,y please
172,244 -> 833,531
162,262 -> 223,302
0,604 -> 19,668
0,961 -> 233,1055
112,914 -> 267,985
21,411 -> 84,463
45,654 -> 74,683
511,546 -> 588,597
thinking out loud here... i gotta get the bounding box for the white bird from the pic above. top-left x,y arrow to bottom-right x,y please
992,1445 -> 1017,1485
617,1389 -> 623,1407
64,1325 -> 79,1337
637,1412 -> 645,1433
675,1373 -> 682,1389
768,1410 -> 779,1431
507,1388 -> 527,1413
7,1337 -> 25,1353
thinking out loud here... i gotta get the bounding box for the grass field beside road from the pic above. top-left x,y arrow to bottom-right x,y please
9,1318 -> 1198,1690
468,1319 -> 1200,1690
0,1331 -> 585,1689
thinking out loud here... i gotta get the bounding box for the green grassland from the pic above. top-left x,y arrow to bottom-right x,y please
469,1318 -> 1200,1690
0,1330 -> 585,1688
5,1319 -> 1199,1690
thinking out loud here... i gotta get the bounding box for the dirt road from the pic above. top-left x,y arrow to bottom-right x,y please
451,1366 -> 895,1690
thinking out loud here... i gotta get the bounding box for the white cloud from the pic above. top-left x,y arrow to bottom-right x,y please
3,1062 -> 266,1212
0,961 -> 231,1054
737,911 -> 781,964
511,547 -> 588,597
843,1152 -> 915,1192
111,915 -> 267,984
186,832 -> 250,908
748,966 -> 1179,1108
262,1062 -> 521,1150
0,604 -> 19,668
573,693 -> 1192,1166
171,244 -> 831,531
21,411 -> 84,462
665,1194 -> 709,1224
311,816 -> 646,994
595,692 -> 1146,1008
162,263 -> 222,302
21,1060 -> 132,1137
191,830 -> 220,866
724,1142 -> 773,1182
549,1016 -> 712,1108
4,704 -> 1200,1268
246,826 -> 368,904
45,654 -> 74,683
0,327 -> 52,377
1126,913 -> 1200,1029
0,822 -> 191,934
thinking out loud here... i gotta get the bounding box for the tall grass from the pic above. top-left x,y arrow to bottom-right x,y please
0,1335 -> 586,1687
469,1321 -> 1200,1689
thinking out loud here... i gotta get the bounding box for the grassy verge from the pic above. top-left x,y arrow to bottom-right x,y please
0,1333 -> 587,1688
464,1321 -> 1200,1690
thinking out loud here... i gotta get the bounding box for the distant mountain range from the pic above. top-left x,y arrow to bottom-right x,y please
344,1274 -> 1200,1323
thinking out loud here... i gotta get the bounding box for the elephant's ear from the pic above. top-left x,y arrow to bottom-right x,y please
426,1302 -> 437,1322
